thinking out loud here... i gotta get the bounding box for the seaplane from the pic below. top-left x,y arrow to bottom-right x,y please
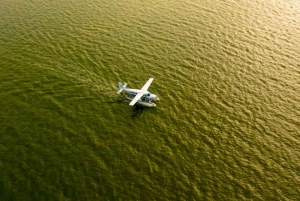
117,78 -> 159,107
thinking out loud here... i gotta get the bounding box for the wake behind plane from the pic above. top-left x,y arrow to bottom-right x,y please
117,78 -> 159,107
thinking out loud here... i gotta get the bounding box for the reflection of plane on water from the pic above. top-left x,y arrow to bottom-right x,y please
117,78 -> 159,107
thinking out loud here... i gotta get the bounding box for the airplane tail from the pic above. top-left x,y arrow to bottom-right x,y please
117,82 -> 127,94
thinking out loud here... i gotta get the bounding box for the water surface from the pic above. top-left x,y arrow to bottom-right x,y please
0,0 -> 299,200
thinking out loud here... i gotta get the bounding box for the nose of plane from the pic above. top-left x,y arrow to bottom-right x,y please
150,94 -> 159,101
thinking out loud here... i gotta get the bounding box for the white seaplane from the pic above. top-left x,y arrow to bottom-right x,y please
117,78 -> 159,107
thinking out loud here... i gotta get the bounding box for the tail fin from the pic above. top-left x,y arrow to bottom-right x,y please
117,82 -> 127,94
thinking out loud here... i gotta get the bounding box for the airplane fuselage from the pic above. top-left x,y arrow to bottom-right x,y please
123,88 -> 159,101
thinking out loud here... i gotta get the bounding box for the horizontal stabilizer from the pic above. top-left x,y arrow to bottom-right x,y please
117,88 -> 123,94
117,82 -> 127,94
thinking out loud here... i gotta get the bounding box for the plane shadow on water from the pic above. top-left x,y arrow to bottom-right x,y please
131,104 -> 146,119
111,97 -> 147,119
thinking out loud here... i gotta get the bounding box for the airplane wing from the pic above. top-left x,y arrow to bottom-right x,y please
129,92 -> 144,106
141,78 -> 154,91
129,78 -> 154,106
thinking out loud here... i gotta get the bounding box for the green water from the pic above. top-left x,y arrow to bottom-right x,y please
1,0 -> 300,200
